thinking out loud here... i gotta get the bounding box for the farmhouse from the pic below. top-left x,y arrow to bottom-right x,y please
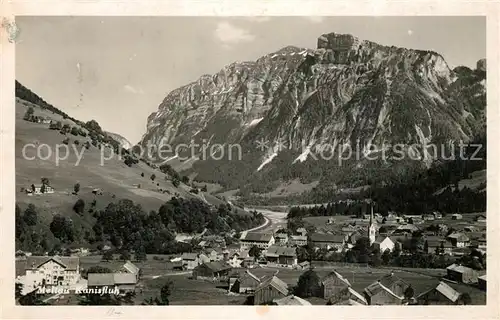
289,235 -> 308,247
239,232 -> 275,249
416,281 -> 461,305
192,261 -> 232,280
475,214 -> 486,223
447,233 -> 470,248
296,261 -> 310,271
119,260 -> 140,282
254,275 -> 289,305
228,270 -> 261,294
87,272 -> 137,294
451,213 -> 463,220
432,211 -> 443,219
320,270 -> 351,299
372,236 -> 395,253
446,264 -> 478,284
309,233 -> 346,251
25,256 -> 80,288
181,253 -> 200,270
422,214 -> 435,221
392,224 -> 420,235
273,295 -> 312,305
265,246 -> 297,267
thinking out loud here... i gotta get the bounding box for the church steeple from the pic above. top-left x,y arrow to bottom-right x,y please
368,203 -> 376,245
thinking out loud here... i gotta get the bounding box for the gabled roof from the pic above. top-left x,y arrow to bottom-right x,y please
310,233 -> 345,243
290,235 -> 307,241
417,281 -> 460,303
26,256 -> 79,271
446,264 -> 476,274
478,274 -> 487,281
199,261 -> 232,273
374,236 -> 393,245
265,246 -> 297,257
447,233 -> 470,242
241,232 -> 274,242
363,281 -> 402,300
122,261 -> 140,274
88,273 -> 115,286
256,276 -> 288,296
321,270 -> 351,287
181,253 -> 198,260
113,272 -> 137,284
377,273 -> 408,291
273,295 -> 311,306
347,287 -> 367,305
275,233 -> 288,239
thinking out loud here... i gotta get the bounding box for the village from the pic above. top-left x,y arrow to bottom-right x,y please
15,206 -> 487,306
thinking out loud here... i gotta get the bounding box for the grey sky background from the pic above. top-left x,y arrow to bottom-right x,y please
16,16 -> 486,144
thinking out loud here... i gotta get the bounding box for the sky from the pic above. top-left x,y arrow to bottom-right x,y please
16,16 -> 486,144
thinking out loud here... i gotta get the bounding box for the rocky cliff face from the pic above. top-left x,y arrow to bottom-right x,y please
139,33 -> 486,195
106,132 -> 133,150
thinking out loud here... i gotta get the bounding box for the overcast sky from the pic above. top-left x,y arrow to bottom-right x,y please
16,16 -> 486,144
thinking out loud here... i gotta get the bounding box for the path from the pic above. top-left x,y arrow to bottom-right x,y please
244,208 -> 288,233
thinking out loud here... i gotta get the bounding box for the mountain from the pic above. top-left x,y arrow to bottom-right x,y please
139,33 -> 486,201
106,131 -> 133,150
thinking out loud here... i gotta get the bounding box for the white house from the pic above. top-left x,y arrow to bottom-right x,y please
372,236 -> 395,253
24,256 -> 80,291
25,184 -> 54,195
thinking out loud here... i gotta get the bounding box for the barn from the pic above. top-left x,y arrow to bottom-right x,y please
416,281 -> 461,305
254,276 -> 288,305
446,264 -> 478,284
192,261 -> 232,281
228,270 -> 261,294
320,270 -> 351,299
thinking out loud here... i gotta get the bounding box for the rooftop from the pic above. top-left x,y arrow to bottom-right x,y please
310,233 -> 345,243
241,232 -> 274,242
273,295 -> 312,306
26,256 -> 79,271
265,246 -> 297,257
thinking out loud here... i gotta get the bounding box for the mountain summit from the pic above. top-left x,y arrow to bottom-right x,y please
139,33 -> 486,197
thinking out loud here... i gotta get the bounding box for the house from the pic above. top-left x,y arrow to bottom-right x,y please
363,272 -> 409,305
274,233 -> 289,245
296,228 -> 307,236
432,211 -> 443,219
289,235 -> 308,247
295,261 -> 310,270
328,287 -> 367,306
478,274 -> 486,291
198,253 -> 211,264
446,264 -> 478,284
254,275 -> 289,305
206,248 -> 224,261
265,246 -> 297,267
447,233 -> 470,248
228,270 -> 261,294
92,188 -> 103,195
451,213 -> 463,220
475,214 -> 486,223
363,281 -> 404,305
181,253 -> 200,270
119,260 -> 140,281
392,224 -> 420,235
24,256 -> 80,289
327,217 -> 335,224
192,261 -> 232,281
416,281 -> 461,305
239,232 -> 275,249
309,233 -> 346,251
320,270 -> 351,299
426,238 -> 453,255
463,226 -> 477,233
273,295 -> 312,305
87,272 -> 137,294
408,216 -> 424,224
373,236 -> 395,253
25,184 -> 55,195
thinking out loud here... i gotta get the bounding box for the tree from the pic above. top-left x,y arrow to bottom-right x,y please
74,183 -> 81,194
423,240 -> 429,253
119,250 -> 131,261
460,293 -> 472,305
248,245 -> 262,259
23,106 -> 34,121
23,204 -> 38,226
141,172 -> 144,177
73,199 -> 85,214
143,281 -> 173,305
102,251 -> 114,262
151,174 -> 156,181
381,249 -> 391,265
50,214 -> 75,242
181,176 -> 189,184
135,247 -> 147,262
40,184 -> 46,193
172,177 -> 180,188
70,127 -> 79,136
62,137 -> 70,145
294,270 -> 321,298
41,177 -> 49,186
201,185 -> 208,192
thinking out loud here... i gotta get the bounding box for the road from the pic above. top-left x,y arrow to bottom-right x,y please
244,208 -> 288,233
